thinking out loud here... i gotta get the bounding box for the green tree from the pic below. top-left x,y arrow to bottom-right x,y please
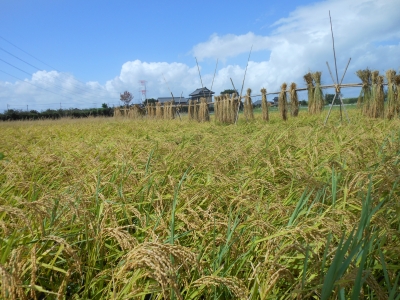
144,98 -> 157,105
221,89 -> 238,95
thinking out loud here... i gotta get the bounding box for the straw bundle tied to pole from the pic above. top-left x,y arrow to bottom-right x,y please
395,75 -> 400,117
244,88 -> 254,120
304,72 -> 314,114
222,94 -> 228,123
371,71 -> 384,118
312,72 -> 324,113
261,88 -> 269,121
214,96 -> 220,123
188,100 -> 195,121
386,69 -> 397,120
289,83 -> 299,117
230,93 -> 239,124
356,69 -> 372,116
114,107 -> 122,118
278,83 -> 288,121
215,93 -> 238,124
194,100 -> 199,121
172,100 -> 176,119
198,97 -> 210,122
156,102 -> 163,119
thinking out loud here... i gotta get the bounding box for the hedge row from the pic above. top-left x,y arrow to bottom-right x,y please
0,107 -> 114,121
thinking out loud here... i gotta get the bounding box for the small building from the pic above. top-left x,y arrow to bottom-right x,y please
156,97 -> 188,105
189,87 -> 215,103
253,100 -> 275,108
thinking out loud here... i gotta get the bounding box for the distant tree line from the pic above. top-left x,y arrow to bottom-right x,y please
0,103 -> 114,121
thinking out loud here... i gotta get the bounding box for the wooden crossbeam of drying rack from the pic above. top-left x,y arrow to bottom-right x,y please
134,82 -> 386,108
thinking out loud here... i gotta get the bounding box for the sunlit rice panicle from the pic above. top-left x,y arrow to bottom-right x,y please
192,275 -> 248,299
116,242 -> 197,300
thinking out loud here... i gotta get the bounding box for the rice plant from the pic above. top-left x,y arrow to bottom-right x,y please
1,111 -> 400,299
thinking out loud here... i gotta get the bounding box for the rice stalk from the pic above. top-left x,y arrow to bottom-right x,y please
290,83 -> 299,117
278,83 -> 288,121
261,88 -> 269,121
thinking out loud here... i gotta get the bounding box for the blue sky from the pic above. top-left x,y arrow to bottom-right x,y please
1,0 -> 399,111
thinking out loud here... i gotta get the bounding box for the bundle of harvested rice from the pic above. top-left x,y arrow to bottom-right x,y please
114,107 -> 122,118
171,100 -> 176,120
395,75 -> 400,117
156,102 -> 163,119
188,100 -> 195,121
244,88 -> 254,120
213,96 -> 219,122
222,94 -> 229,123
371,71 -> 384,118
312,72 -> 324,113
278,83 -> 288,121
198,97 -> 210,122
289,83 -> 299,117
261,88 -> 269,121
304,72 -> 314,114
356,69 -> 372,116
230,93 -> 239,124
386,69 -> 397,120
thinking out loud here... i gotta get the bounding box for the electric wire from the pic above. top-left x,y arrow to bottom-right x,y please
0,46 -> 114,99
0,35 -> 118,101
0,58 -> 116,104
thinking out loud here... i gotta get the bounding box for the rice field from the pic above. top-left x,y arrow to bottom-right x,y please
1,110 -> 400,299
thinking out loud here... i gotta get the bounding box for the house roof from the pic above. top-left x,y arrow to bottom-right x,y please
157,97 -> 188,104
189,87 -> 215,97
253,100 -> 275,106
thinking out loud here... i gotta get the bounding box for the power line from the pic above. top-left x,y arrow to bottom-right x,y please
0,35 -> 116,97
0,60 -> 115,103
0,46 -> 116,100
0,69 -> 86,103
